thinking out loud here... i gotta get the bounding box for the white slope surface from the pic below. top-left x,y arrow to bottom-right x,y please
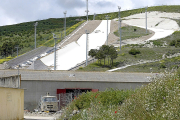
122,11 -> 180,41
41,20 -> 111,70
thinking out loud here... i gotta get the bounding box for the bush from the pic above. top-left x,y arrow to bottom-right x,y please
175,39 -> 180,47
160,63 -> 166,68
79,67 -> 83,70
129,48 -> 141,55
152,40 -> 163,46
169,40 -> 176,46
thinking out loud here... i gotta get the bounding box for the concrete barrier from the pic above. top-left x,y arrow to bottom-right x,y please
0,75 -> 20,88
0,87 -> 24,120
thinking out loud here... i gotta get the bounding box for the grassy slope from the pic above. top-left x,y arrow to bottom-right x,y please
116,31 -> 180,73
114,26 -> 150,40
95,5 -> 180,20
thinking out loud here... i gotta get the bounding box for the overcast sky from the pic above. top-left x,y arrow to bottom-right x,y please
0,0 -> 180,26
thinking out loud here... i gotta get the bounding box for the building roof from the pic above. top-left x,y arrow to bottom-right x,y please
0,70 -> 154,83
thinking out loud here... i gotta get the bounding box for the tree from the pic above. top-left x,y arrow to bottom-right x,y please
100,45 -> 109,65
89,45 -> 118,66
95,49 -> 105,65
1,42 -> 10,57
88,49 -> 97,58
109,45 -> 118,66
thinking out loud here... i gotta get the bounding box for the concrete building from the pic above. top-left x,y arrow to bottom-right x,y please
0,70 -> 153,111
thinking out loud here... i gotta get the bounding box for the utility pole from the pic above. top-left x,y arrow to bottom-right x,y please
64,11 -> 67,38
145,6 -> 148,34
15,46 -> 19,57
53,33 -> 58,70
17,65 -> 20,88
85,30 -> 89,66
34,22 -> 38,49
85,0 -> 89,21
105,15 -> 110,45
93,13 -> 96,20
118,6 -> 122,51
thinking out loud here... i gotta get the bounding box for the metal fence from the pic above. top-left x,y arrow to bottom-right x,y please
36,90 -> 84,111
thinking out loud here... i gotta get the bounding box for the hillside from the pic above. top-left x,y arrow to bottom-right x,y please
0,16 -> 87,60
1,5 -> 180,72
78,5 -> 180,73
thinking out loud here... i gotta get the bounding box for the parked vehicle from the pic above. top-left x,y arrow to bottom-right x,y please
40,93 -> 59,112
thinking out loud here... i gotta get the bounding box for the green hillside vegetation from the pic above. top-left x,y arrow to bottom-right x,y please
59,69 -> 180,120
95,5 -> 180,20
0,16 -> 86,59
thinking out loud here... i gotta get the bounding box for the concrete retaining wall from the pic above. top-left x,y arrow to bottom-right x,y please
0,75 -> 20,88
0,87 -> 24,120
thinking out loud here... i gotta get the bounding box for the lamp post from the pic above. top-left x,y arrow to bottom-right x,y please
105,15 -> 110,45
34,22 -> 38,49
15,45 -> 19,57
17,64 -> 20,88
85,0 -> 89,21
145,6 -> 148,34
64,11 -> 67,38
93,13 -> 96,20
118,6 -> 122,51
85,30 -> 89,66
53,33 -> 57,70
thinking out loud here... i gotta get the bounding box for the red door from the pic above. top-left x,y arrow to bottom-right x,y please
57,89 -> 66,110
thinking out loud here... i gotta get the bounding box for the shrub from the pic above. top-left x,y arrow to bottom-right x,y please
160,63 -> 166,68
152,40 -> 163,46
119,70 -> 180,120
129,48 -> 141,55
79,67 -> 83,70
169,40 -> 176,46
175,39 -> 180,47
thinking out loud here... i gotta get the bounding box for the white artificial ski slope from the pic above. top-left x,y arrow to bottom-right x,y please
123,11 -> 180,41
41,20 -> 111,70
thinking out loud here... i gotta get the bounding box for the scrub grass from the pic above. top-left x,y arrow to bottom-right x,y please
114,26 -> 150,40
79,45 -> 180,72
0,56 -> 14,64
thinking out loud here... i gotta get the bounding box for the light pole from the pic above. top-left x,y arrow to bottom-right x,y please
34,22 -> 38,49
17,64 -> 20,88
85,30 -> 89,66
85,0 -> 89,21
118,6 -> 122,51
105,15 -> 110,45
64,11 -> 67,38
145,6 -> 148,34
15,45 -> 19,57
93,13 -> 96,20
53,33 -> 57,70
